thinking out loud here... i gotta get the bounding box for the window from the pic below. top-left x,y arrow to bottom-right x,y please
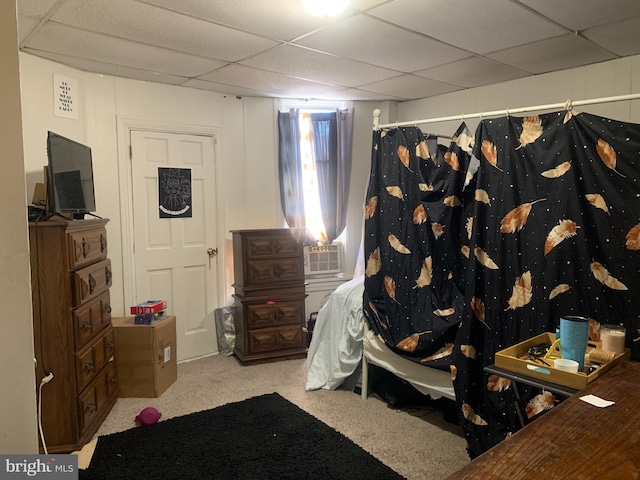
299,112 -> 326,242
277,100 -> 353,245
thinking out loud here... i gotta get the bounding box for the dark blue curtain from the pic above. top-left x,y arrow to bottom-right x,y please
336,108 -> 354,242
309,108 -> 353,243
278,109 -> 305,228
310,112 -> 337,243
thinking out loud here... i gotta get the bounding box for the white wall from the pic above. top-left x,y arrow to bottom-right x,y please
19,53 -> 379,312
397,55 -> 640,135
21,54 -> 255,310
0,1 -> 38,454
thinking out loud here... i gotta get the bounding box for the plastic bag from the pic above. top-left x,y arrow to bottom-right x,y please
214,307 -> 235,356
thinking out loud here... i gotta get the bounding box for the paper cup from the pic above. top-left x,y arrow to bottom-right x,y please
554,358 -> 579,373
600,324 -> 626,353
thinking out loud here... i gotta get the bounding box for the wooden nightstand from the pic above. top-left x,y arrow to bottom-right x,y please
231,229 -> 307,365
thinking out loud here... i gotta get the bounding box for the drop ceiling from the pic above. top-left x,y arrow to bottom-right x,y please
17,0 -> 640,101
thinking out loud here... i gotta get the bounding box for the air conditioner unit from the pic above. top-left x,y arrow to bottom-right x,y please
303,244 -> 342,276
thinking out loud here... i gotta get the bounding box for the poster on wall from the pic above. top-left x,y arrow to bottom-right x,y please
53,74 -> 78,119
158,167 -> 192,218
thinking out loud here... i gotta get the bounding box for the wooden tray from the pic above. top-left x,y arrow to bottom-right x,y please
495,332 -> 630,390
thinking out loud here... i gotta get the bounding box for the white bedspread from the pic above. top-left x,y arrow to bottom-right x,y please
305,276 -> 365,391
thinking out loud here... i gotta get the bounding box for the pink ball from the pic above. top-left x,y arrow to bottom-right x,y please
135,407 -> 162,426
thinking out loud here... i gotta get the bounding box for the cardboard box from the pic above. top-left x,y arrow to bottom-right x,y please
112,315 -> 177,398
495,332 -> 630,390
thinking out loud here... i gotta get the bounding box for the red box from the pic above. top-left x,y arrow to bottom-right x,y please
130,300 -> 168,315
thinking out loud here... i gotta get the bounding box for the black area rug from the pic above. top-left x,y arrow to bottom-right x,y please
80,393 -> 407,480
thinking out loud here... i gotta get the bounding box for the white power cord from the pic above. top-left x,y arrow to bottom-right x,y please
38,372 -> 54,455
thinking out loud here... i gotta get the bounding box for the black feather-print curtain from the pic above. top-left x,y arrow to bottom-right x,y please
362,124 -> 473,371
363,111 -> 640,458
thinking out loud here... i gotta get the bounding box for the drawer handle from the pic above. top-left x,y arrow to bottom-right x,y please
109,375 -> 117,384
269,264 -> 283,279
100,234 -> 106,253
268,240 -> 282,254
82,321 -> 92,331
107,339 -> 115,348
86,402 -> 97,414
270,309 -> 284,322
88,275 -> 96,294
85,361 -> 94,373
105,304 -> 112,314
105,267 -> 112,285
82,238 -> 90,258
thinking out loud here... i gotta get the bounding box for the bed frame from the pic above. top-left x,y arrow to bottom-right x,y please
360,322 -> 456,401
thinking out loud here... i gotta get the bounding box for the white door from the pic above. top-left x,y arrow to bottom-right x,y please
130,130 -> 218,361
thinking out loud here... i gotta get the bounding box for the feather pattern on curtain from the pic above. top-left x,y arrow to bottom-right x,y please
363,110 -> 640,458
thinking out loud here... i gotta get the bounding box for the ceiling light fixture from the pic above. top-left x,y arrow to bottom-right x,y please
301,0 -> 351,16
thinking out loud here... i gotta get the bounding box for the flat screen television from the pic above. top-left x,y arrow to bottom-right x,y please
46,131 -> 96,219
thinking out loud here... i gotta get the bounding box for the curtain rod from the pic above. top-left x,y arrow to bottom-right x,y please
373,92 -> 640,131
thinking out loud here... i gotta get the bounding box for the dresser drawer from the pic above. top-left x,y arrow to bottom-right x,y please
73,291 -> 112,350
247,325 -> 306,354
67,227 -> 108,271
244,258 -> 304,290
71,259 -> 112,307
75,328 -> 115,392
243,231 -> 302,260
77,361 -> 117,435
244,298 -> 305,329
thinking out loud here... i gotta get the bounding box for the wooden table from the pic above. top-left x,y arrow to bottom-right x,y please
448,361 -> 640,479
484,364 -> 578,428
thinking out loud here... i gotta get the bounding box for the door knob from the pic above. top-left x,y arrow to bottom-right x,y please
207,247 -> 218,257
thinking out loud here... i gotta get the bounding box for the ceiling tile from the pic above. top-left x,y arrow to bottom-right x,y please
138,0 -> 352,42
52,0 -> 280,62
317,88 -> 404,101
487,33 -> 617,74
18,15 -> 40,44
138,0 -> 391,42
181,78 -> 275,98
360,74 -> 462,101
296,15 -> 471,73
582,16 -> 640,57
25,23 -> 228,77
415,57 -> 530,88
24,49 -> 190,85
15,0 -> 640,101
240,45 -> 402,88
17,0 -> 60,18
196,64 -> 343,99
519,0 -> 640,31
368,0 -> 566,55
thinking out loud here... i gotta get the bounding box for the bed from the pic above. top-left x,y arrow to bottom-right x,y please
305,275 -> 455,401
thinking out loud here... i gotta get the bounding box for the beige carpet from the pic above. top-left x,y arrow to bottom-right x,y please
76,354 -> 470,479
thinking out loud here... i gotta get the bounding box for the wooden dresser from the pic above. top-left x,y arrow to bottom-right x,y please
30,217 -> 118,453
231,229 -> 307,365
